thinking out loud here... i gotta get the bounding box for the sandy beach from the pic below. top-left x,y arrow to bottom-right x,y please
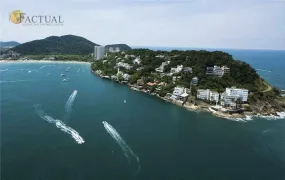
0,60 -> 91,64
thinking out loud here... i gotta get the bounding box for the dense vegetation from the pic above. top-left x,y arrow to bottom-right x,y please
92,49 -> 267,93
12,35 -> 99,55
105,44 -> 132,51
0,41 -> 20,47
24,54 -> 93,62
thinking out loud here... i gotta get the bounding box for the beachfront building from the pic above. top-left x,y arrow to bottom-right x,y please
191,77 -> 199,85
116,62 -> 133,70
155,61 -> 171,73
210,91 -> 220,103
94,46 -> 105,60
123,73 -> 131,81
197,89 -> 210,100
197,89 -> 220,103
170,65 -> 183,74
220,87 -> 249,107
171,87 -> 189,100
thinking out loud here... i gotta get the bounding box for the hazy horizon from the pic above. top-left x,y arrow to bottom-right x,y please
1,0 -> 284,50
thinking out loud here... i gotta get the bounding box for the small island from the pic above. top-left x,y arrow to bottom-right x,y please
91,49 -> 285,119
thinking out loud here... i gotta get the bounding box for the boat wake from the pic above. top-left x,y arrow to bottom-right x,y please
34,104 -> 84,144
64,90 -> 78,122
103,121 -> 141,175
0,80 -> 30,83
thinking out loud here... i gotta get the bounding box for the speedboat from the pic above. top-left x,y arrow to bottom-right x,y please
62,79 -> 68,82
61,73 -> 65,77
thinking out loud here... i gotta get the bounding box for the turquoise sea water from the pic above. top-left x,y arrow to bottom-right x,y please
1,49 -> 285,180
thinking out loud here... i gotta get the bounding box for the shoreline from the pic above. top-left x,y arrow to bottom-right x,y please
0,60 -> 91,64
91,70 -> 285,121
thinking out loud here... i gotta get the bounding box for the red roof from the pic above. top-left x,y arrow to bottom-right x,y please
147,82 -> 156,86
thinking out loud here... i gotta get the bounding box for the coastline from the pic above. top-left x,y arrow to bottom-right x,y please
90,69 -> 279,121
0,60 -> 91,64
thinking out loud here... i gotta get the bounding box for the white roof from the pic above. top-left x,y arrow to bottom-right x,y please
180,93 -> 189,97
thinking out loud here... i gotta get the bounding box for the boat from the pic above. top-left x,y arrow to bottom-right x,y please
61,73 -> 65,77
66,67 -> 70,72
62,79 -> 68,82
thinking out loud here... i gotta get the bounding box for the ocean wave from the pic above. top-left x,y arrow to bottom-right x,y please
34,105 -> 85,144
226,112 -> 285,122
256,69 -> 271,73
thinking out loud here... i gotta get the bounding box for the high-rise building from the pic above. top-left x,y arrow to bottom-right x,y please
94,46 -> 105,60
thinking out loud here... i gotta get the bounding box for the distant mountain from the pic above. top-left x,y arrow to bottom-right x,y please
105,44 -> 132,51
12,35 -> 99,55
0,41 -> 20,47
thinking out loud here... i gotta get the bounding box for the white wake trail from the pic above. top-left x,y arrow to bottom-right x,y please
64,90 -> 78,122
34,105 -> 84,144
103,121 -> 141,175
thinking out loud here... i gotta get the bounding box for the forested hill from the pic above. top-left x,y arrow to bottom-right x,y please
0,41 -> 20,47
114,49 -> 267,92
105,44 -> 132,51
12,35 -> 99,55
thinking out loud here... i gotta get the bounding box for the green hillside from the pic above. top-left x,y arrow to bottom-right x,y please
12,35 -> 99,55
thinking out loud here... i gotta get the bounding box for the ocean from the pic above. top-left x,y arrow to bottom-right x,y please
1,49 -> 285,180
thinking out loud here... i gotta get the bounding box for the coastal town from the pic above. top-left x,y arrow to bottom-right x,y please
91,45 -> 264,119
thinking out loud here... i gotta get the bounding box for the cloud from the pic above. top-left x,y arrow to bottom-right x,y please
0,0 -> 284,50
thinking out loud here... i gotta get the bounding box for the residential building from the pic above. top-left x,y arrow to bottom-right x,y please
133,57 -> 141,64
206,67 -> 214,75
222,66 -> 230,75
170,65 -> 183,74
197,89 -> 220,103
220,87 -> 249,107
155,61 -> 171,73
210,91 -> 219,103
197,89 -> 210,100
213,65 -> 224,76
116,62 -> 132,70
123,73 -> 131,81
171,87 -> 185,99
206,65 -> 223,76
94,46 -> 105,60
183,67 -> 192,73
191,77 -> 199,85
155,55 -> 165,58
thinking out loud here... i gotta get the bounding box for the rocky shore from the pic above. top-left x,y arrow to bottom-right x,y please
90,69 -> 282,120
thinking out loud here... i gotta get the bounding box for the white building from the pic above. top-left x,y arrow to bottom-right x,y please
225,87 -> 248,102
220,87 -> 249,107
170,65 -> 183,74
197,89 -> 210,100
213,65 -> 224,76
197,89 -> 220,102
123,73 -> 131,81
210,91 -> 219,102
116,62 -> 133,70
171,87 -> 188,100
133,57 -> 141,64
155,61 -> 171,73
206,65 -> 223,76
94,46 -> 105,60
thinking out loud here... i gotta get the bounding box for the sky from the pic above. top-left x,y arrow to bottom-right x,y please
0,0 -> 284,50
